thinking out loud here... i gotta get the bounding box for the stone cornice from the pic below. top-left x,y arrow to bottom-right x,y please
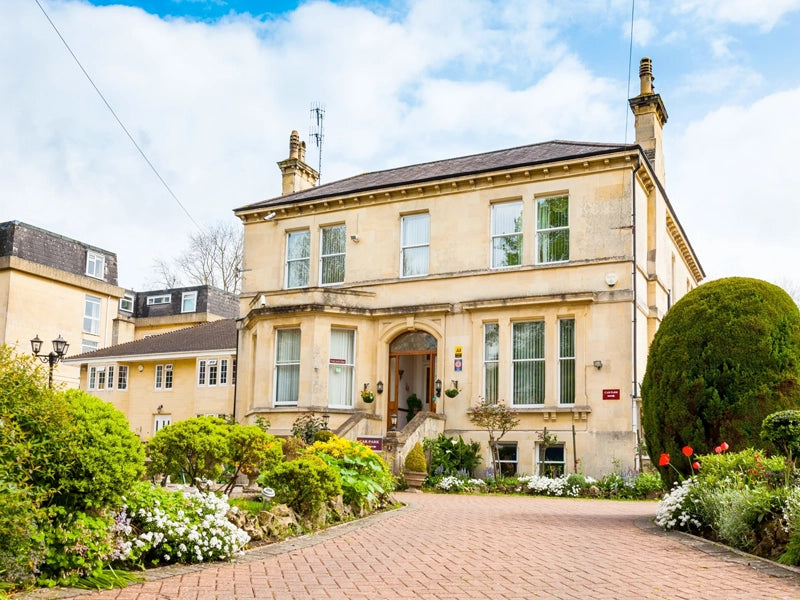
666,213 -> 703,282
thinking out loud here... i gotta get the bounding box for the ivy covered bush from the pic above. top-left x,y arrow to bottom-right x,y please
642,277 -> 800,483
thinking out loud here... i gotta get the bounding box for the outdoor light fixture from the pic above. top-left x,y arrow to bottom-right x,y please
30,334 -> 69,389
434,378 -> 442,398
593,360 -> 603,370
390,413 -> 398,431
322,413 -> 330,430
376,380 -> 384,394
157,404 -> 163,414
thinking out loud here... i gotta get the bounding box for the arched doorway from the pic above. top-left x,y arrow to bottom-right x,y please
388,330 -> 438,431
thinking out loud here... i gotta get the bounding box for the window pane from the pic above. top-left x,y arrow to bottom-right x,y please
512,321 -> 544,405
286,230 -> 310,288
321,254 -> 345,284
84,296 -> 101,334
182,292 -> 197,313
492,202 -> 522,268
559,319 -> 575,404
118,366 -> 128,390
276,329 -> 301,404
320,225 -> 346,285
329,329 -> 355,407
537,196 -> 569,264
402,246 -> 429,277
401,213 -> 429,246
483,323 -> 499,404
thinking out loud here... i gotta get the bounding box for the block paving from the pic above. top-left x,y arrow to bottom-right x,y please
20,492 -> 800,599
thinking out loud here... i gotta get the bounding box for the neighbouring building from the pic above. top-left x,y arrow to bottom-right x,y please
232,58 -> 704,477
64,318 -> 238,439
0,220 -> 125,386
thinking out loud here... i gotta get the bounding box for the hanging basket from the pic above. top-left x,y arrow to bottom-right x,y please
361,391 -> 375,403
444,388 -> 459,398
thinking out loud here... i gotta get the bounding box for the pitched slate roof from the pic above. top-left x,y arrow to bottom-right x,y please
66,319 -> 237,362
237,140 -> 636,211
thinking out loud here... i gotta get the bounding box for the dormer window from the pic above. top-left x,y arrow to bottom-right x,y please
86,251 -> 105,279
147,294 -> 171,306
181,291 -> 198,313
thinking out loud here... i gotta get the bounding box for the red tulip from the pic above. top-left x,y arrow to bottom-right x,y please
658,453 -> 670,466
721,442 -> 729,451
682,446 -> 693,457
714,446 -> 722,454
692,461 -> 701,470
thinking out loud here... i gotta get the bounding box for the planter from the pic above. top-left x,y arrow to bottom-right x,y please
444,389 -> 459,398
404,470 -> 427,489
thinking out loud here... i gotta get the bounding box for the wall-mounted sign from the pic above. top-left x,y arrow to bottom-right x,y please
357,436 -> 383,451
454,345 -> 463,358
454,358 -> 463,372
602,389 -> 621,400
329,358 -> 346,364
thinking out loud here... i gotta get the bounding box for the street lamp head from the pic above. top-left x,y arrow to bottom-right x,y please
53,335 -> 68,357
30,334 -> 43,356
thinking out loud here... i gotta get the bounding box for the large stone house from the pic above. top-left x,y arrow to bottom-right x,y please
232,58 -> 703,477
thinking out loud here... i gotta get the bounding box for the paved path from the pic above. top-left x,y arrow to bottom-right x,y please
23,492 -> 800,599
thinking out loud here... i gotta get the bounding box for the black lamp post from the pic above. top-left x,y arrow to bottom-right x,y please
31,334 -> 69,389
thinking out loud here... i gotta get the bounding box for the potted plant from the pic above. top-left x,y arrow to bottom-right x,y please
361,385 -> 375,403
406,393 -> 422,420
444,387 -> 459,398
404,441 -> 428,489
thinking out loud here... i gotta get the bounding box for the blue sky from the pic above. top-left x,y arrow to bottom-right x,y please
2,0 -> 800,294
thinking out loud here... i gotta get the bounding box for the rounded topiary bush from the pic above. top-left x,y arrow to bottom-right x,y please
404,441 -> 427,473
761,410 -> 800,460
642,277 -> 800,481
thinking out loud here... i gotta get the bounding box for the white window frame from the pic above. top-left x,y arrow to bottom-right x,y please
511,320 -> 545,406
86,251 -> 105,279
536,195 -> 569,264
491,201 -> 523,268
155,364 -> 173,390
483,323 -> 499,404
537,443 -> 566,477
558,318 -> 575,405
285,229 -> 311,289
220,359 -> 228,385
154,415 -> 172,433
274,328 -> 301,406
120,293 -> 134,312
83,295 -> 101,335
117,365 -> 129,391
107,365 -> 115,390
400,213 -> 430,277
319,224 -> 346,286
328,328 -> 355,408
197,360 -> 207,386
181,291 -> 198,313
147,294 -> 171,306
208,360 -> 218,386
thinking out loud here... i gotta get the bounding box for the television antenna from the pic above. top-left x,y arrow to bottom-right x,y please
309,102 -> 325,182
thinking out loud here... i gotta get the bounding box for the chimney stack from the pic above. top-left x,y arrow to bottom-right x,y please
278,130 -> 319,195
629,57 -> 668,184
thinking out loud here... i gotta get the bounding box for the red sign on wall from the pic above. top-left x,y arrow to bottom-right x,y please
602,389 -> 621,400
357,436 -> 383,451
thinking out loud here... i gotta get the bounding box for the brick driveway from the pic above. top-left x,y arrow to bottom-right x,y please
24,492 -> 800,600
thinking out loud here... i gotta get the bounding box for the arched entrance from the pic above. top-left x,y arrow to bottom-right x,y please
388,330 -> 438,431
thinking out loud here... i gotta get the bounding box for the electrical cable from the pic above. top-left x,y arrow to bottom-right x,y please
32,0 -> 203,231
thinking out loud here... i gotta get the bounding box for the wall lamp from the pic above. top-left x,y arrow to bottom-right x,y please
322,413 -> 330,430
157,404 -> 163,414
263,212 -> 276,221
376,380 -> 384,394
434,378 -> 442,398
390,413 -> 398,431
593,360 -> 603,370
31,334 -> 69,389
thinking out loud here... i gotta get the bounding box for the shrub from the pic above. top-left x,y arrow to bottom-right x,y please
642,278 -> 800,483
222,425 -> 283,494
0,480 -> 45,586
424,434 -> 482,477
146,416 -> 230,485
404,442 -> 427,473
58,390 -> 145,510
258,455 -> 342,518
291,414 -> 327,444
121,482 -> 249,566
761,410 -> 800,461
306,436 -> 393,510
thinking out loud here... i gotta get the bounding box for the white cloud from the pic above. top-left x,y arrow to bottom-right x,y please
668,87 -> 800,287
676,0 -> 800,31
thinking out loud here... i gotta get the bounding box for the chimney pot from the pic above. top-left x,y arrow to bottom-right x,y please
639,57 -> 654,95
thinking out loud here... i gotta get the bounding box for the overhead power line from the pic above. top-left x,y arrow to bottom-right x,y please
33,0 -> 202,231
